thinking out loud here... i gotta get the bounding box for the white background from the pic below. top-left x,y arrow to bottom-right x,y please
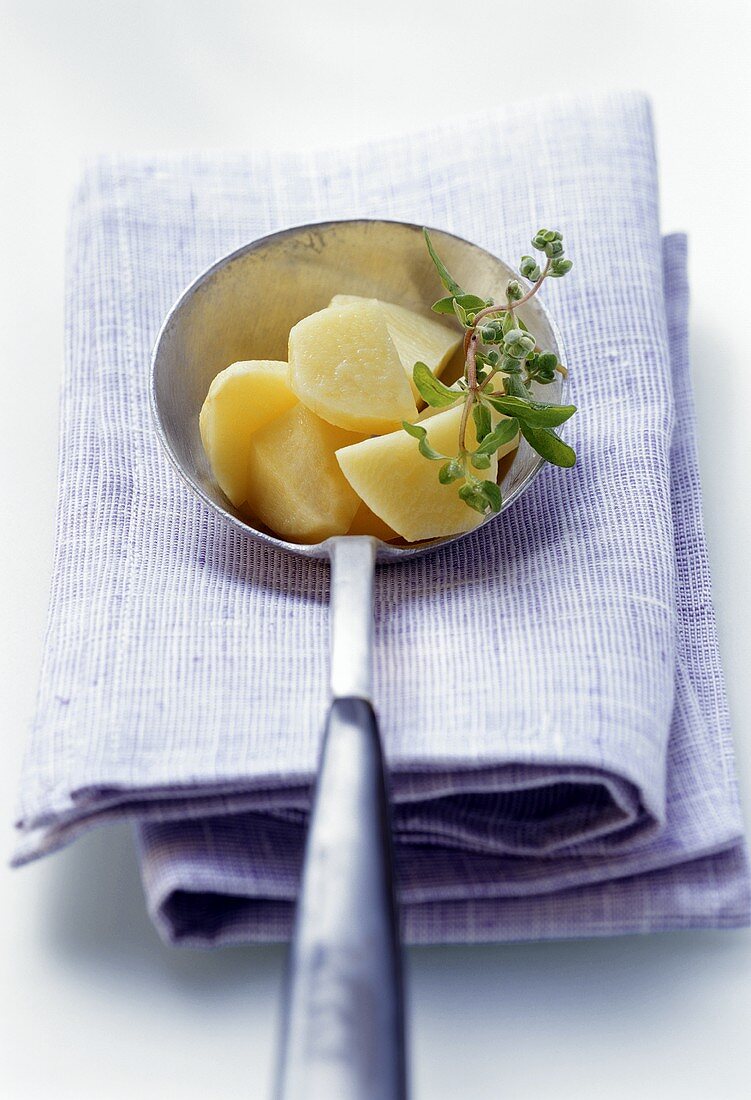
1,1 -> 750,1096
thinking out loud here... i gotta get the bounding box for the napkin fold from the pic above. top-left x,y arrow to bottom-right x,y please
15,91 -> 750,944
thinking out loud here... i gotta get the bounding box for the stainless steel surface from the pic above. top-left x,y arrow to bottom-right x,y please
149,218 -> 568,1100
330,537 -> 377,702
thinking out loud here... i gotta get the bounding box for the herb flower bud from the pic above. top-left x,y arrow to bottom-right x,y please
550,257 -> 573,277
536,352 -> 558,371
519,255 -> 541,280
478,321 -> 505,344
503,328 -> 536,358
501,354 -> 522,374
506,279 -> 523,301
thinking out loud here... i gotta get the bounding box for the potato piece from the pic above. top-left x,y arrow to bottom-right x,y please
288,301 -> 417,434
199,360 -> 296,508
336,406 -> 505,543
347,501 -> 400,542
330,294 -> 461,400
243,404 -> 363,542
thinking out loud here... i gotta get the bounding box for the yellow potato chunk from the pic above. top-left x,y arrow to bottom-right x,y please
347,501 -> 400,542
199,360 -> 296,508
336,406 -> 506,543
330,294 -> 461,401
288,301 -> 417,434
243,404 -> 363,543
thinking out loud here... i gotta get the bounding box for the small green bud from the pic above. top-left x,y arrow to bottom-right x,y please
537,352 -> 558,371
478,320 -> 505,344
503,328 -> 536,359
506,279 -> 523,301
519,255 -> 541,280
550,257 -> 573,277
544,239 -> 564,258
470,452 -> 492,470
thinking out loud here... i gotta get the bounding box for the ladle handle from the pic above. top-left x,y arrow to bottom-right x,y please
274,538 -> 407,1100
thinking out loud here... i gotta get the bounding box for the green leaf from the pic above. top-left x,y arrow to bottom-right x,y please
470,452 -> 492,470
458,483 -> 489,514
439,459 -> 464,484
432,296 -> 458,315
483,393 -> 577,428
476,417 -> 520,455
401,420 -> 447,461
472,403 -> 492,442
504,374 -> 532,398
423,228 -> 465,297
480,479 -> 502,513
519,422 -> 577,468
458,293 -> 490,310
412,362 -> 461,408
452,298 -> 469,326
431,293 -> 489,316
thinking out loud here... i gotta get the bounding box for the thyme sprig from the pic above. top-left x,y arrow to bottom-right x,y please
402,228 -> 577,516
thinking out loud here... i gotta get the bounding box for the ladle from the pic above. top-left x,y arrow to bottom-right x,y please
150,219 -> 565,1100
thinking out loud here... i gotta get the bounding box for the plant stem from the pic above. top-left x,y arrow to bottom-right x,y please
458,333 -> 479,452
479,366 -> 501,393
472,258 -> 552,326
466,331 -> 479,390
460,258 -> 552,423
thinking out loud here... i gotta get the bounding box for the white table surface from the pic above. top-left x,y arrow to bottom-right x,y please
2,1 -> 750,1096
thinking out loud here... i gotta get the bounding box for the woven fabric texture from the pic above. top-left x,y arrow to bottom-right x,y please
15,91 -> 750,943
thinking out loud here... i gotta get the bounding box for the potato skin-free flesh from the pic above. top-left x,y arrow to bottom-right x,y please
347,501 -> 400,542
288,301 -> 417,434
330,294 -> 461,401
199,360 -> 296,508
244,404 -> 364,543
200,306 -> 519,544
336,405 -> 506,543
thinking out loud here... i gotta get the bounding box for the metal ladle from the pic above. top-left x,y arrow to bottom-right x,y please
150,219 -> 565,1100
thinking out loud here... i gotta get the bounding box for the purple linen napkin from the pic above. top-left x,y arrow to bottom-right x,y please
14,91 -> 750,943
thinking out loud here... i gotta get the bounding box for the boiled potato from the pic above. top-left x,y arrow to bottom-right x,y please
336,405 -> 508,543
288,300 -> 417,434
243,403 -> 363,542
347,501 -> 400,542
199,360 -> 296,507
330,294 -> 461,401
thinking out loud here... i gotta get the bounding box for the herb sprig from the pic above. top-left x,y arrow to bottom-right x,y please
402,228 -> 577,516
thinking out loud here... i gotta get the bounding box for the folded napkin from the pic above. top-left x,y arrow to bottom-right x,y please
16,91 -> 750,944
